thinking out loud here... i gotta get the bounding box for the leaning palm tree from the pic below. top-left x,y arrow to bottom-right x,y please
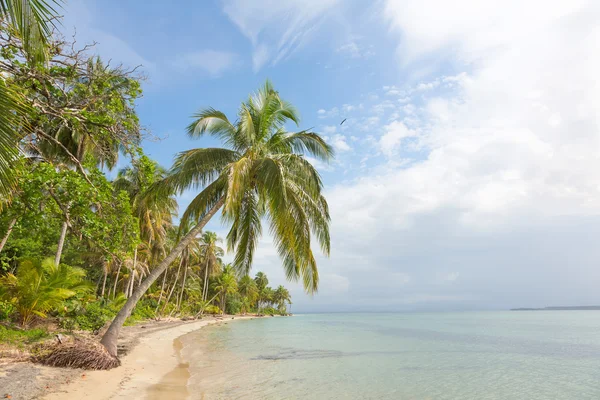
0,0 -> 61,197
100,80 -> 333,358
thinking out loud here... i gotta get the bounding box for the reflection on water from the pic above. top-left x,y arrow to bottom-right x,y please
167,313 -> 600,399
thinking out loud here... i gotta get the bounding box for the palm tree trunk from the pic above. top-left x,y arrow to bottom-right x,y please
54,220 -> 68,265
112,262 -> 122,299
101,196 -> 224,357
101,268 -> 108,297
154,268 -> 168,315
202,258 -> 209,302
161,257 -> 183,315
0,217 -> 16,253
177,260 -> 188,311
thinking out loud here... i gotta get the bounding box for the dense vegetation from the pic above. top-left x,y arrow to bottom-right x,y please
0,0 -> 330,365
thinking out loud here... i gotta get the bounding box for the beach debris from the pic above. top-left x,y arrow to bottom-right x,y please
34,340 -> 121,370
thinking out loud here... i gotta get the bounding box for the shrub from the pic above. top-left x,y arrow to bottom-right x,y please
0,258 -> 91,326
262,307 -> 277,316
0,300 -> 15,321
225,298 -> 242,315
73,302 -> 115,331
125,298 -> 157,325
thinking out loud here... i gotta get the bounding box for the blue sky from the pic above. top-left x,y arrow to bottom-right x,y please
63,0 -> 600,312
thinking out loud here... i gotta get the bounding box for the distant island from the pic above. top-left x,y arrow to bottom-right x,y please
511,306 -> 600,311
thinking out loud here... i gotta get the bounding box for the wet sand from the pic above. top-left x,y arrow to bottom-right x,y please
40,316 -> 252,400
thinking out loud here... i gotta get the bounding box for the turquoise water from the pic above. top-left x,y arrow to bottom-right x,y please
180,312 -> 600,399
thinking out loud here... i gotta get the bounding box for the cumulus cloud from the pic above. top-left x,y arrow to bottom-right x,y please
331,134 -> 351,152
379,121 -> 417,157
293,0 -> 600,311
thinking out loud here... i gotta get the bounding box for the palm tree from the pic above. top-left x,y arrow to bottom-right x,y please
197,231 -> 223,302
213,267 -> 238,315
113,157 -> 177,297
259,286 -> 274,314
0,1 -> 61,197
254,271 -> 269,291
101,80 -> 333,357
274,285 -> 291,314
238,275 -> 258,314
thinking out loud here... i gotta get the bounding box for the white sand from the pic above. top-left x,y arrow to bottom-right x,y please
42,316 -> 251,400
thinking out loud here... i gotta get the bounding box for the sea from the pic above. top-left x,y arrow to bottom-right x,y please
175,312 -> 600,399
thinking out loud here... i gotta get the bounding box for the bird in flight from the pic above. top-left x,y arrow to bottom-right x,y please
340,118 -> 347,125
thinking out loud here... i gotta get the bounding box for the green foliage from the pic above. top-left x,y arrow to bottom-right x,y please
0,299 -> 15,320
125,298 -> 157,325
203,305 -> 221,315
0,258 -> 91,326
0,325 -> 50,348
71,302 -> 114,331
261,307 -> 277,316
225,296 -> 242,315
167,80 -> 333,293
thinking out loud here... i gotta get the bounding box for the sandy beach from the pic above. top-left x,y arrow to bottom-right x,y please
0,316 -> 252,400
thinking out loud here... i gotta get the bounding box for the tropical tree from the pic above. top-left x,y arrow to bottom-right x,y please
0,0 -> 61,196
197,231 -> 223,302
0,258 -> 90,326
254,271 -> 268,291
114,156 -> 177,260
258,286 -> 274,314
274,285 -> 291,314
101,80 -> 333,357
213,266 -> 238,315
238,274 -> 258,314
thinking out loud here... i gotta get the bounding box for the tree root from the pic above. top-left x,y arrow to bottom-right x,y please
33,340 -> 120,370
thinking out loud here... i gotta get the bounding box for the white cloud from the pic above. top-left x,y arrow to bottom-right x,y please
379,121 -> 417,157
336,41 -> 375,59
222,0 -> 340,71
322,125 -> 337,134
331,134 -> 351,152
298,0 -> 600,311
172,50 -> 238,76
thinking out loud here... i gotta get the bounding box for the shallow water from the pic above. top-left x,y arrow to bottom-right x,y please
178,312 -> 600,399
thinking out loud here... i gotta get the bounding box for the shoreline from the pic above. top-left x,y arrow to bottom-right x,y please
0,316 -> 252,400
42,315 -> 252,400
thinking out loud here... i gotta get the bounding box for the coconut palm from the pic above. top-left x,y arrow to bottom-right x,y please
197,231 -> 223,302
254,271 -> 268,291
238,274 -> 258,314
114,158 -> 177,262
212,267 -> 238,315
274,285 -> 291,314
101,80 -> 333,357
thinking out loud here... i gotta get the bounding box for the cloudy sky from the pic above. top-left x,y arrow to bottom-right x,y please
63,0 -> 600,312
